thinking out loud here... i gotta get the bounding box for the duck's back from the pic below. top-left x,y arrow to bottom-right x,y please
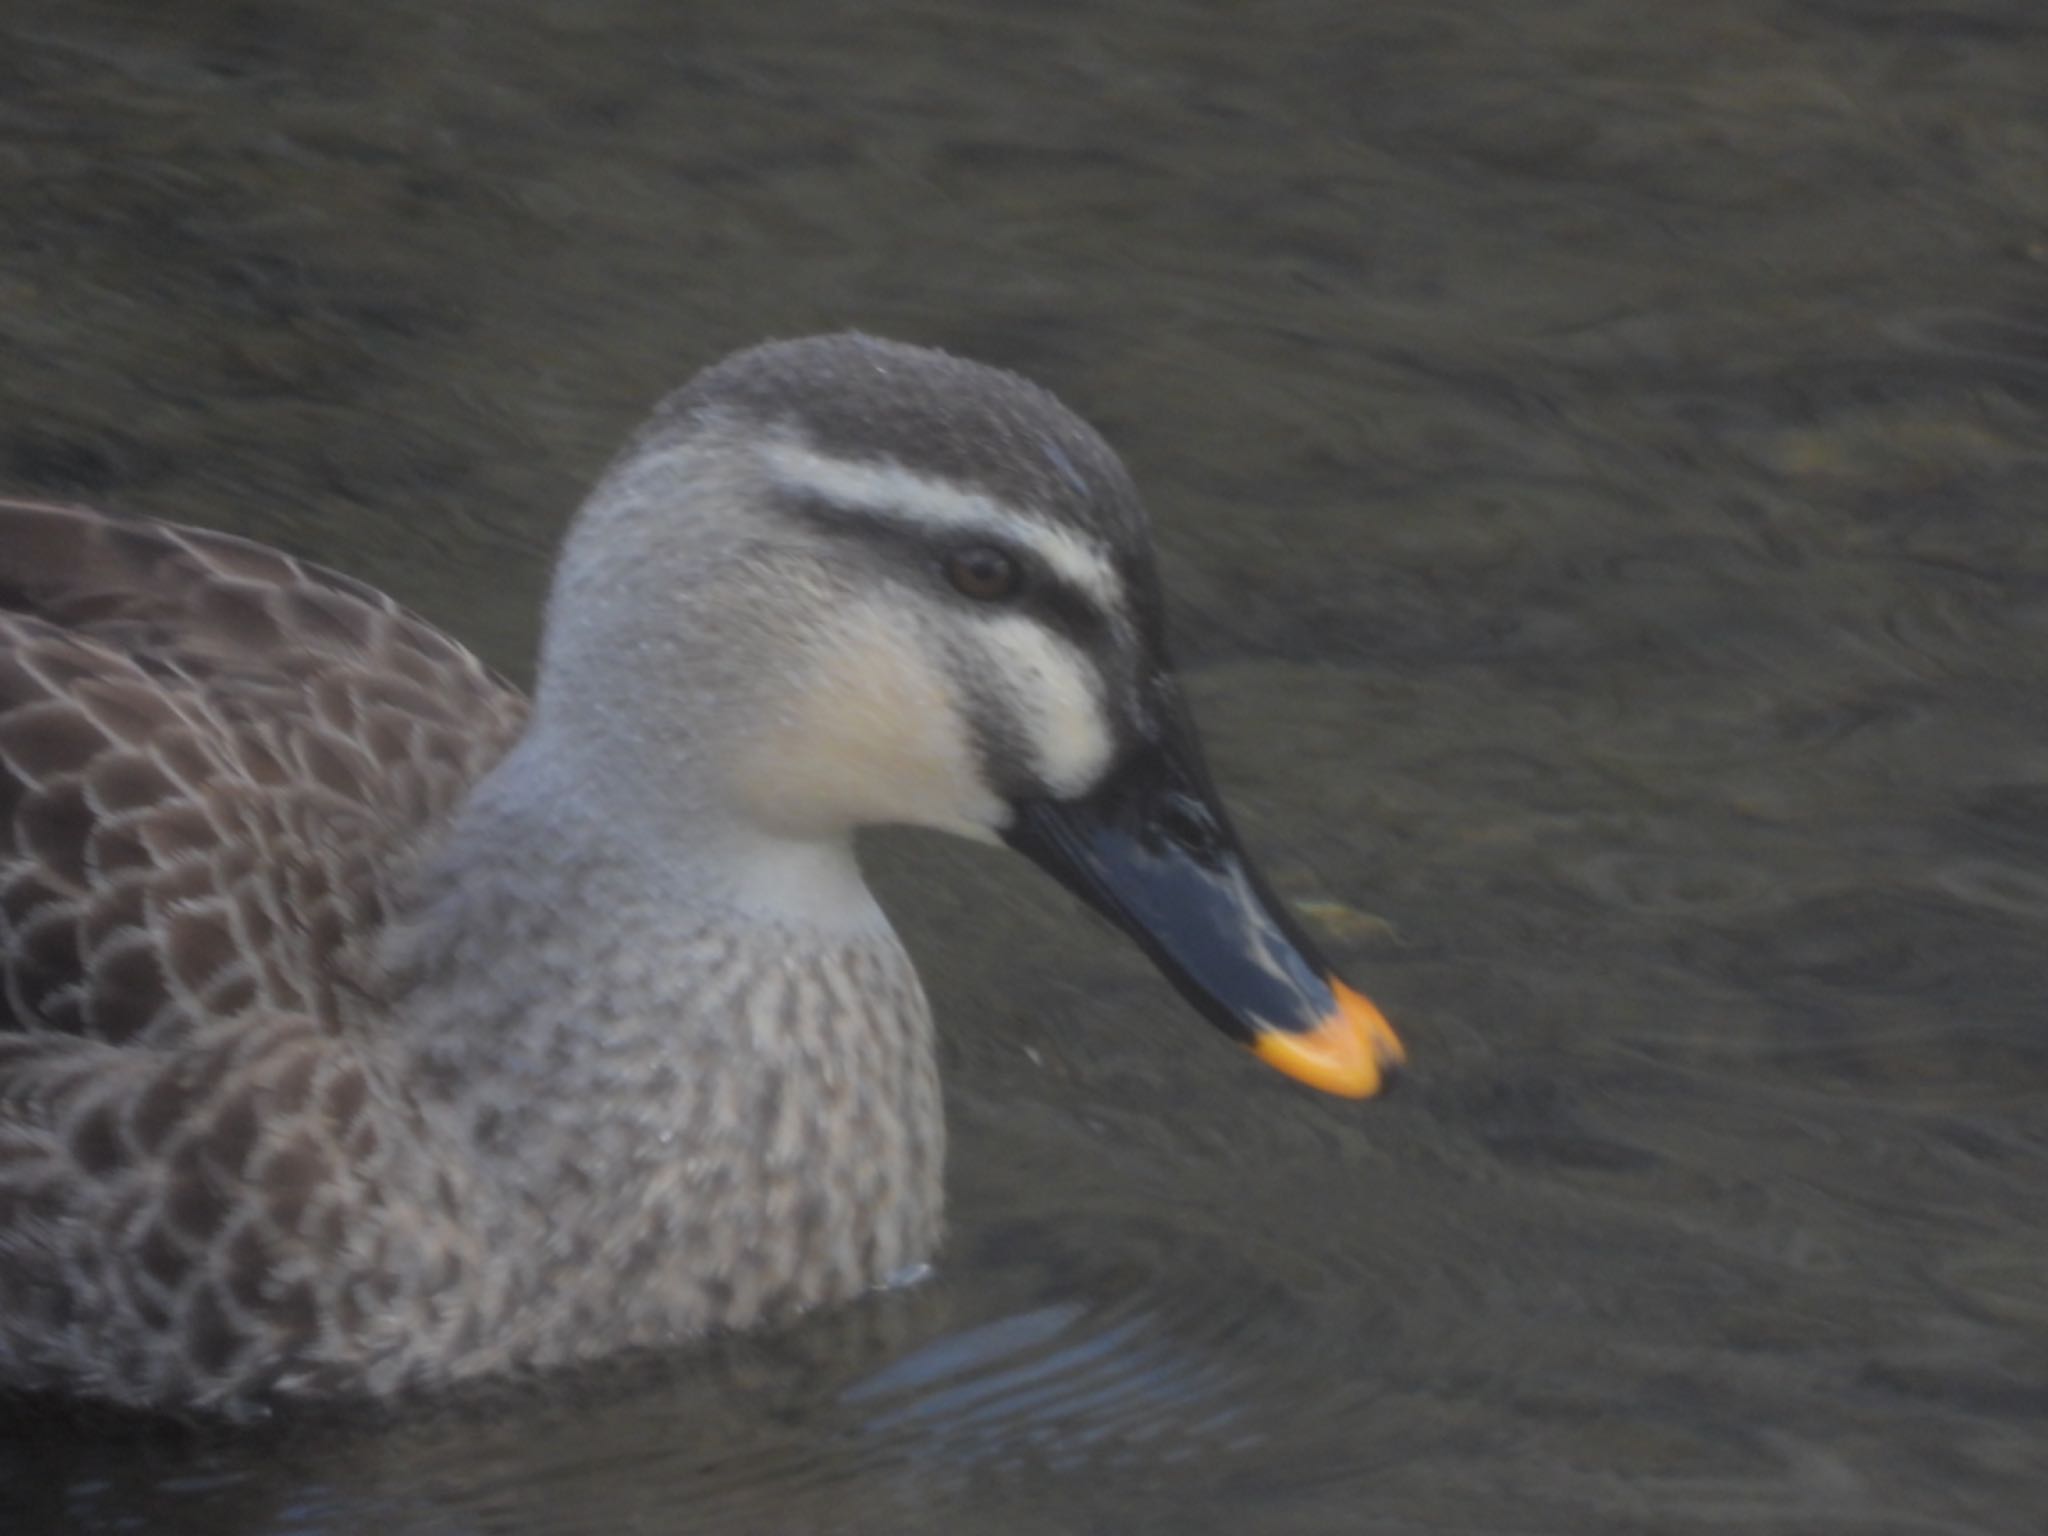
0,498 -> 527,1407
0,498 -> 526,1046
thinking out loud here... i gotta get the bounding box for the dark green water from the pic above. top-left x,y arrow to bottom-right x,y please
3,1 -> 2045,1531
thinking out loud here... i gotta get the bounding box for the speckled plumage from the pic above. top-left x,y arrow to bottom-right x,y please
0,497 -> 514,1405
0,487 -> 948,1414
0,334 -> 1410,1419
0,328 -> 1324,1420
0,334 -> 1180,1414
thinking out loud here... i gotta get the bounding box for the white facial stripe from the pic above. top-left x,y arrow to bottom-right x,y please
980,615 -> 1115,798
764,440 -> 1122,610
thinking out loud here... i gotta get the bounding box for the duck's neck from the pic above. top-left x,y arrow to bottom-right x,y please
375,732 -> 945,1347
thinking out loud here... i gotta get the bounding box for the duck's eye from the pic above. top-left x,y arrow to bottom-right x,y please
943,545 -> 1023,602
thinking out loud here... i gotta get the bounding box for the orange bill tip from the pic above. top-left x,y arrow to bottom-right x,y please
1249,977 -> 1405,1099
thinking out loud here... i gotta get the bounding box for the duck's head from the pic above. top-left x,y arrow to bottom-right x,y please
532,332 -> 1403,1098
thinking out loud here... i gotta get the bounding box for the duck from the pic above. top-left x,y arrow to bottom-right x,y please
0,333 -> 1403,1416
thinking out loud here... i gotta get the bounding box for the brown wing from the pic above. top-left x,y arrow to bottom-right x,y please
0,497 -> 529,1048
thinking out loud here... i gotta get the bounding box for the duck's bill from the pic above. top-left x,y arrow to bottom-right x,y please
1001,724 -> 1404,1099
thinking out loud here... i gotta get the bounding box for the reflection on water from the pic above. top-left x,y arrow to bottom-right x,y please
840,1304 -> 1255,1462
3,0 -> 2046,1531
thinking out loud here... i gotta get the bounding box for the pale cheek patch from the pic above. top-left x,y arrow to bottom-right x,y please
730,607 -> 1007,841
979,616 -> 1114,799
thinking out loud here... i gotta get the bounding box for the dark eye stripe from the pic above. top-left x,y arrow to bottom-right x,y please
778,492 -> 1115,650
1025,570 -> 1111,650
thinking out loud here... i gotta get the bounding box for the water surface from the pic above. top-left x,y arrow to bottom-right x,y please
2,1 -> 2045,1531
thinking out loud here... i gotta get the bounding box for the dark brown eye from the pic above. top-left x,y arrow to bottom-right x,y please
943,545 -> 1022,602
